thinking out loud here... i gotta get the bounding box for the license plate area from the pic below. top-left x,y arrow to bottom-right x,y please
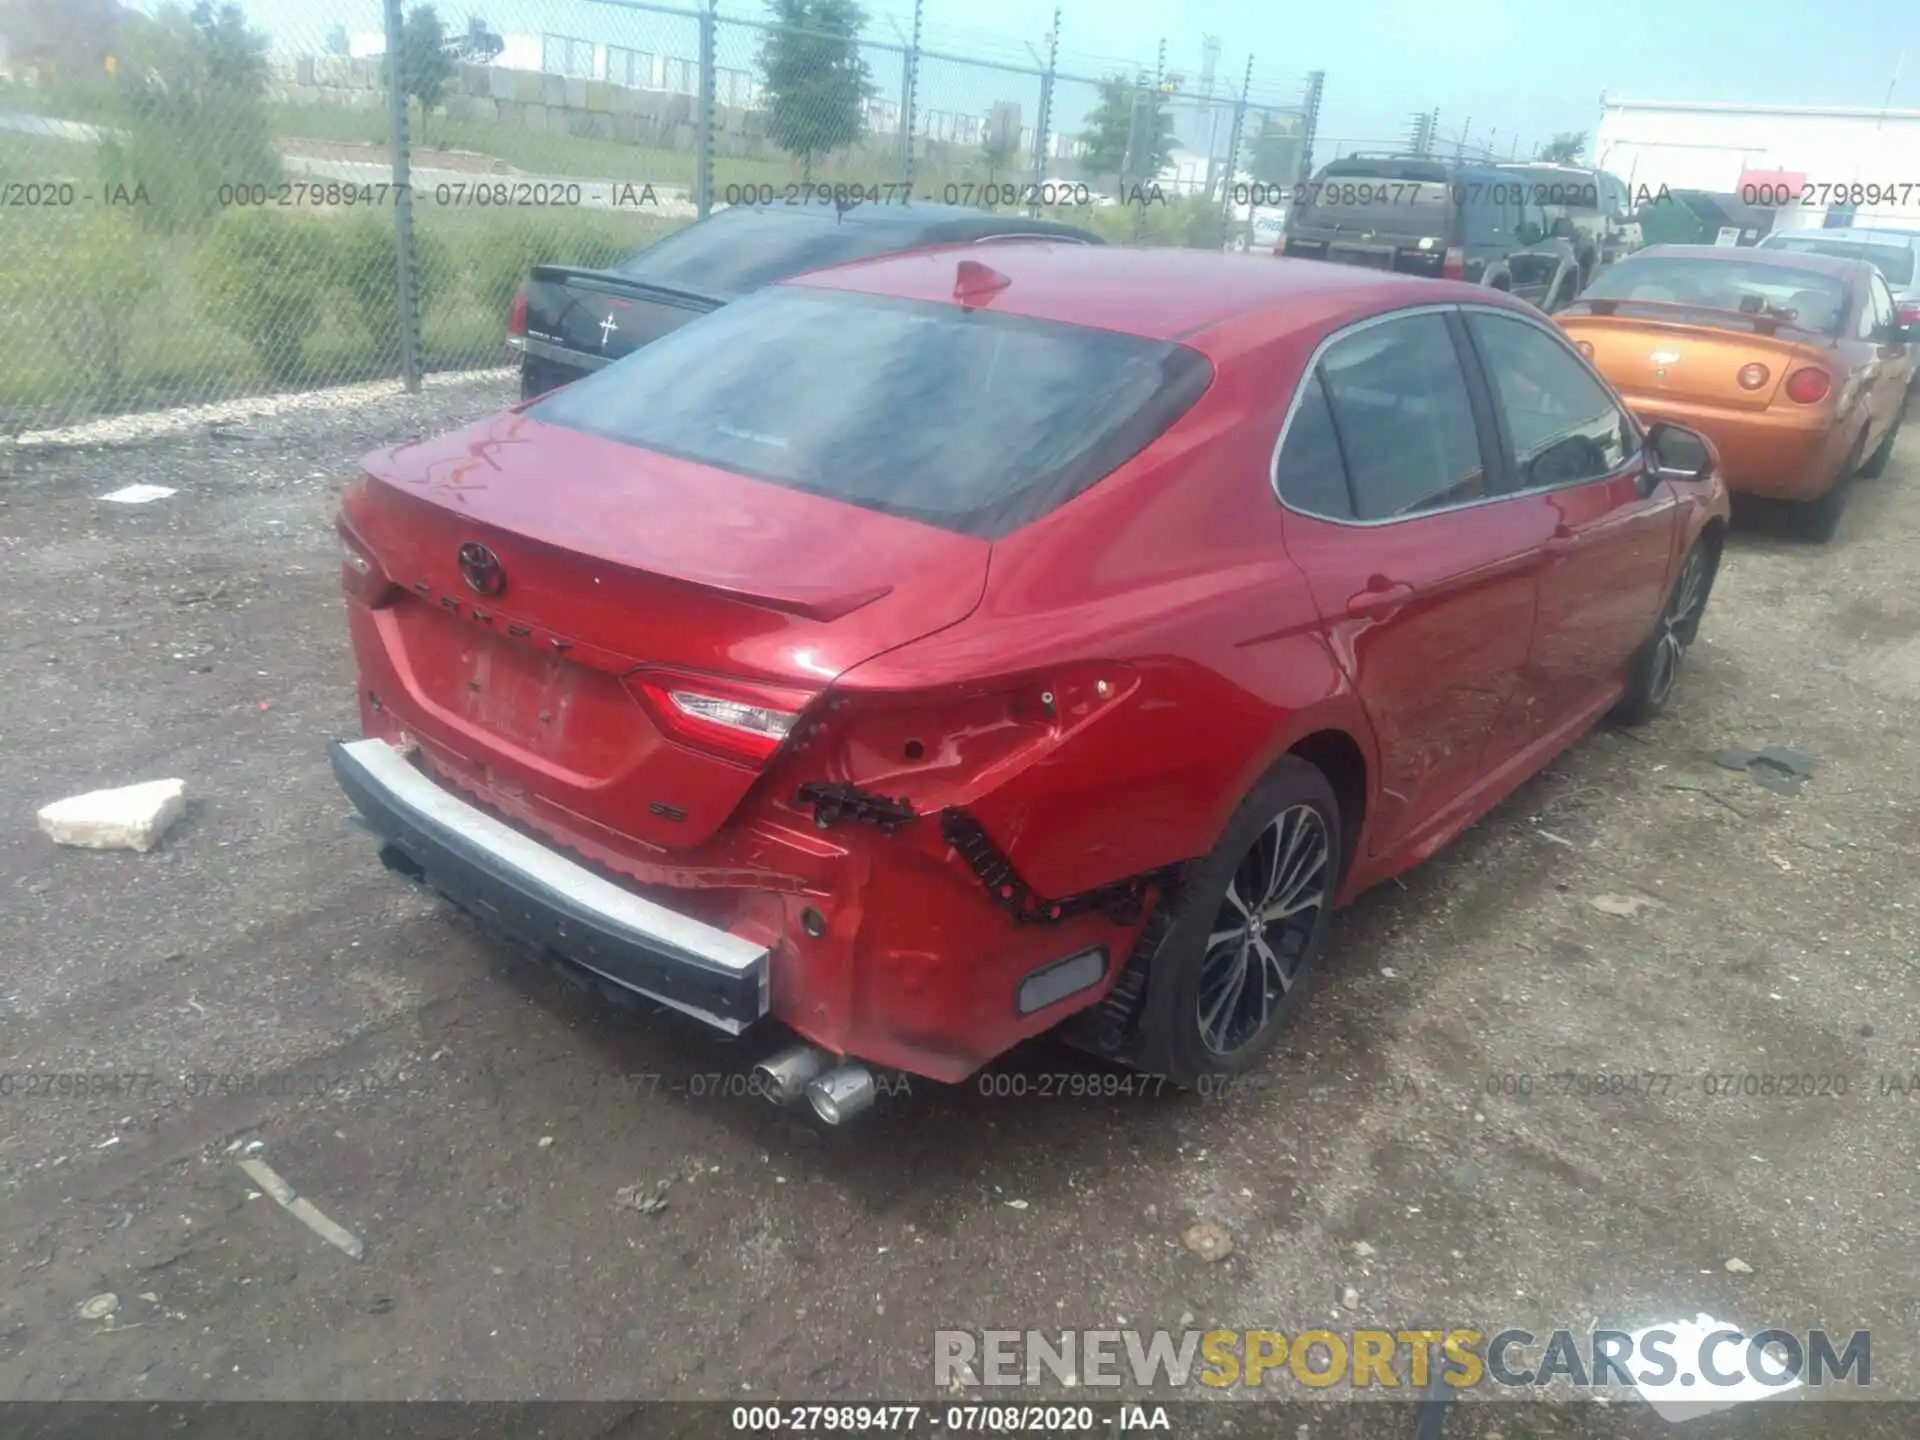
390,601 -> 640,779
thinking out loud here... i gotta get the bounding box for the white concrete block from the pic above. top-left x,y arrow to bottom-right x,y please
98,484 -> 177,504
38,779 -> 186,852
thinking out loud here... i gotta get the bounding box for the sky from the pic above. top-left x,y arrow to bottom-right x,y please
905,0 -> 1919,152
235,0 -> 1917,159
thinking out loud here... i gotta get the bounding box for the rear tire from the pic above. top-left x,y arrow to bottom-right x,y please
1794,480 -> 1849,541
1794,431 -> 1865,541
1124,758 -> 1342,1088
1858,407 -> 1902,479
1613,535 -> 1718,727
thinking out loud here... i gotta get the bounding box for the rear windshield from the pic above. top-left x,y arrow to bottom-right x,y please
1763,236 -> 1915,285
1293,160 -> 1453,237
1582,257 -> 1852,334
618,209 -> 944,300
526,286 -> 1212,538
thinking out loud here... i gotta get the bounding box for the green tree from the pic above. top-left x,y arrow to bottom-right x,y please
102,2 -> 281,233
757,0 -> 874,181
382,5 -> 455,145
1077,73 -> 1175,191
1536,130 -> 1586,163
1248,114 -> 1303,188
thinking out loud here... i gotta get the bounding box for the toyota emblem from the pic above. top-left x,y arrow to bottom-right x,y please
458,541 -> 505,597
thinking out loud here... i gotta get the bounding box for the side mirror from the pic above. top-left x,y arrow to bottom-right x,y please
1643,420 -> 1714,487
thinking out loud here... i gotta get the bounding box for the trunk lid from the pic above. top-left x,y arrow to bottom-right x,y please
522,265 -> 718,372
341,412 -> 990,849
1556,305 -> 1829,411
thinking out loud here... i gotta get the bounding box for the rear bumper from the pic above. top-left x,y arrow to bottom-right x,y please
330,737 -> 769,1033
516,340 -> 594,399
1616,391 -> 1848,500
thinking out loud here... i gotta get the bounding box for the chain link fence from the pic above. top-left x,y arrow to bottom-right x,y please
0,0 -> 1319,434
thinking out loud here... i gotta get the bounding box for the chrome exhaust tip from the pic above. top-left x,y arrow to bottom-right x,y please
752,1044 -> 831,1105
806,1064 -> 877,1125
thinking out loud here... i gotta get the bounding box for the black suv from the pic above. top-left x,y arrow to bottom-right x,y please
1279,155 -> 1581,311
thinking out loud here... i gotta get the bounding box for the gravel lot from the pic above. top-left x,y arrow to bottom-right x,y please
1,377 -> 1915,1427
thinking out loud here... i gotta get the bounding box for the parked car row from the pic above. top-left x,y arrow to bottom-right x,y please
1556,241 -> 1913,538
335,216 -> 1750,1121
1277,153 -> 1636,313
1276,158 -> 1916,541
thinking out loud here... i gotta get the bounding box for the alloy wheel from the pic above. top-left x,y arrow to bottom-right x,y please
1647,547 -> 1710,708
1195,803 -> 1331,1056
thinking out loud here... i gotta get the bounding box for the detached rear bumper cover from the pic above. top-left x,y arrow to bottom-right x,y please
330,738 -> 769,1033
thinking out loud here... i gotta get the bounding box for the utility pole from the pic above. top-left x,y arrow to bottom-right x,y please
383,0 -> 421,392
902,0 -> 924,191
1029,10 -> 1060,203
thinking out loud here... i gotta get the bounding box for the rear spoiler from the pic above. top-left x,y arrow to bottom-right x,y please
526,265 -> 724,308
1558,297 -> 1829,340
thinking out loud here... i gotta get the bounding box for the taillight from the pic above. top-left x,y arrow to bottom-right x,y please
1574,340 -> 1595,359
1442,246 -> 1466,280
1898,302 -> 1920,327
627,670 -> 817,767
506,286 -> 528,348
1783,367 -> 1831,404
1736,362 -> 1770,390
791,664 -> 1139,814
337,521 -> 397,606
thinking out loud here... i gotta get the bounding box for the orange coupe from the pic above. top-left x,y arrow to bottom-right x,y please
1556,244 -> 1913,539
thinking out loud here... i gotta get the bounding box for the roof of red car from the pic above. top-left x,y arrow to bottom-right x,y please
783,242 -> 1508,343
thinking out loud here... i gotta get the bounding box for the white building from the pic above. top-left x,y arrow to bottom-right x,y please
1594,97 -> 1920,231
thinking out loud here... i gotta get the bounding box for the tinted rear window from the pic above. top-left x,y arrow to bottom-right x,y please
619,209 -> 947,299
1293,161 -> 1453,237
527,287 -> 1212,538
1583,257 -> 1852,334
1763,237 -> 1914,285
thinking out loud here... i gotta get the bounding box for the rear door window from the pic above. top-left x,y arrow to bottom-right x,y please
1273,370 -> 1354,520
1314,313 -> 1489,520
527,286 -> 1213,539
1466,312 -> 1638,489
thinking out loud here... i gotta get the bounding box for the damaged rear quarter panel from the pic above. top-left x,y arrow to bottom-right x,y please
838,386 -> 1362,900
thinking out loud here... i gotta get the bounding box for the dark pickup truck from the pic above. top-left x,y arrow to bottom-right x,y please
509,200 -> 1103,400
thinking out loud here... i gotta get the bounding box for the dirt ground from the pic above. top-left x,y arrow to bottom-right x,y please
0,377 -> 1915,1422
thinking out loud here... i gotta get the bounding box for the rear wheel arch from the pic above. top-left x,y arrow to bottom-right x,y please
1287,728 -> 1368,887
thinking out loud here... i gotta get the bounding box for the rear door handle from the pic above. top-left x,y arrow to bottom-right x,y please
1544,524 -> 1579,557
1346,577 -> 1416,620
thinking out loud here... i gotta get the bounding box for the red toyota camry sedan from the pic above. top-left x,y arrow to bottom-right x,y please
331,245 -> 1728,1121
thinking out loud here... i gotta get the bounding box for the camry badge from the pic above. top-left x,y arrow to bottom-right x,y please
458,541 -> 505,597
